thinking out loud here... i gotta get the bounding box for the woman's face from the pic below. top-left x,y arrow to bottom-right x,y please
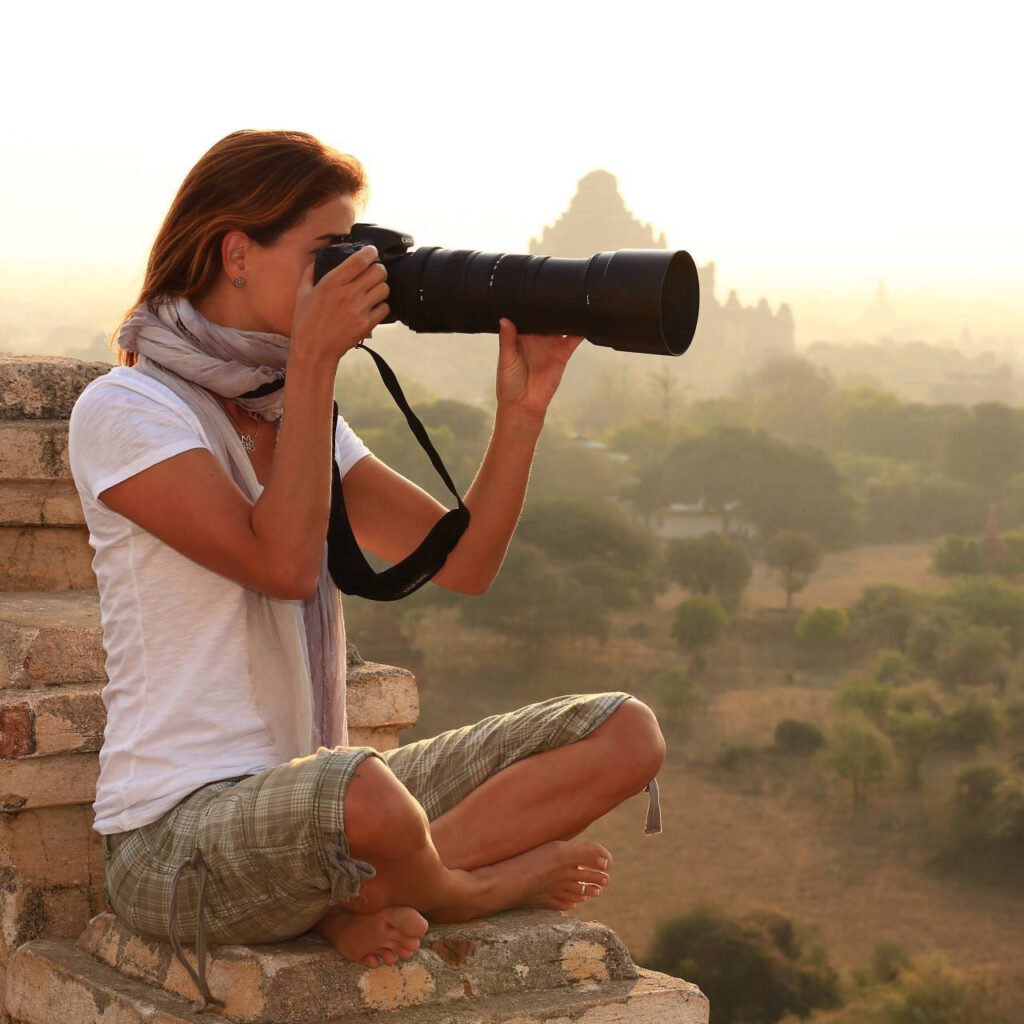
242,193 -> 360,336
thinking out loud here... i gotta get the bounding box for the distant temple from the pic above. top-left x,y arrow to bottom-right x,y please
529,170 -> 794,393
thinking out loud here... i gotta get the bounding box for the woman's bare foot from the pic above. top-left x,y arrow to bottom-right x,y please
314,905 -> 429,968
433,840 -> 613,921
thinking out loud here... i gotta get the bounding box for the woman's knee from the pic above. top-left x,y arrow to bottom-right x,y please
599,697 -> 667,787
343,755 -> 430,861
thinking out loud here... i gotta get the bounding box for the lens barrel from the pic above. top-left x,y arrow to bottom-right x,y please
314,229 -> 700,357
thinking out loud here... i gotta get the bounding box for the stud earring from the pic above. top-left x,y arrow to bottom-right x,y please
233,277 -> 245,288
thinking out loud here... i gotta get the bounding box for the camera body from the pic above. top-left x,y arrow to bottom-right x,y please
313,223 -> 699,358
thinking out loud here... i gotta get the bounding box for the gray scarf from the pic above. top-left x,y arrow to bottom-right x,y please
116,295 -> 347,761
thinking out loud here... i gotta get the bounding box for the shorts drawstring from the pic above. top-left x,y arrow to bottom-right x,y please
167,847 -> 221,1013
643,778 -> 662,834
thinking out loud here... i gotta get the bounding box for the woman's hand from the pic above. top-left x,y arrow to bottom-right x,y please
495,318 -> 584,420
290,246 -> 390,366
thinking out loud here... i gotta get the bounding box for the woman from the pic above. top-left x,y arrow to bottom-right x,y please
68,130 -> 665,1009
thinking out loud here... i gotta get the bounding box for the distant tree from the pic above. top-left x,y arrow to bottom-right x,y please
848,585 -> 923,649
886,709 -> 938,790
671,596 -> 728,658
944,402 -> 1024,495
518,498 -> 656,607
664,532 -> 752,611
943,575 -> 1024,652
796,606 -> 849,646
937,696 -> 1002,754
650,668 -> 706,732
933,625 -> 1011,689
835,679 -> 892,728
862,473 -> 987,543
458,542 -> 608,650
820,717 -> 893,809
765,530 -> 823,610
735,356 -> 835,447
643,905 -> 841,1024
872,649 -> 912,685
661,427 -> 856,546
773,719 -> 826,757
931,535 -> 984,576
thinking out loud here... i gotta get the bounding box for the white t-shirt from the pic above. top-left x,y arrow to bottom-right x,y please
68,367 -> 371,835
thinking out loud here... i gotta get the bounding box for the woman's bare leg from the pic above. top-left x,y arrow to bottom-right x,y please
428,697 -> 666,870
314,755 -> 612,967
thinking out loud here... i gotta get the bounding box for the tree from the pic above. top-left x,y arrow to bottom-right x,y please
886,709 -> 938,790
835,680 -> 891,728
796,606 -> 849,646
765,530 -> 823,610
664,532 -> 752,610
933,625 -> 1011,689
643,905 -> 841,1024
944,402 -> 1024,495
931,535 -> 984,576
773,719 -> 826,757
458,542 -> 608,650
650,668 -> 706,732
518,498 -> 656,608
671,596 -> 728,657
819,716 -> 893,809
660,427 -> 856,546
736,356 -> 835,447
943,575 -> 1024,652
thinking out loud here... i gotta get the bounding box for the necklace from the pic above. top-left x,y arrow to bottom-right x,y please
240,411 -> 260,453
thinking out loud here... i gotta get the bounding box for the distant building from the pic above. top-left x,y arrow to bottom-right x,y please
529,170 -> 794,394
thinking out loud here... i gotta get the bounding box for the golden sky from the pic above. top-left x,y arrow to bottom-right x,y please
2,0 -> 1021,339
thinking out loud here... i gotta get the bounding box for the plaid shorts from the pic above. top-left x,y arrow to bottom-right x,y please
101,690 -> 642,950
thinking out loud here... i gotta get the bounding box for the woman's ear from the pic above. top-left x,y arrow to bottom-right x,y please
220,229 -> 250,281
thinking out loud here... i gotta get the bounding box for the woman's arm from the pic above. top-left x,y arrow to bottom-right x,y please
343,318 -> 583,595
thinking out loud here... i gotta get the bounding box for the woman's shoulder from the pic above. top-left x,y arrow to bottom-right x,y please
70,366 -> 206,442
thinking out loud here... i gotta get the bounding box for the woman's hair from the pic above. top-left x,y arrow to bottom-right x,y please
112,130 -> 368,366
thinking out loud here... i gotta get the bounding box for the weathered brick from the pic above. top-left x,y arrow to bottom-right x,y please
0,752 -> 99,813
0,421 -> 70,481
347,727 -> 399,751
0,805 -> 104,887
0,480 -> 84,528
0,592 -> 106,688
0,703 -> 33,757
0,355 -> 109,421
0,526 -> 95,591
0,684 -> 106,757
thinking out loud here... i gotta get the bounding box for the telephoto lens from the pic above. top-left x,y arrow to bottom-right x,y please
313,224 -> 700,357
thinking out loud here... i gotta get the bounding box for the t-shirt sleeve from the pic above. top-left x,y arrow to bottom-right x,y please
68,380 -> 212,507
334,410 -> 372,479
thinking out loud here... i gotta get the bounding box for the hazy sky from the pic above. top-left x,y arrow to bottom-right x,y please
2,0 -> 1021,340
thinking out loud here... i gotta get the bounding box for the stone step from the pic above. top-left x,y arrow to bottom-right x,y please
0,480 -> 84,527
8,937 -> 708,1023
0,526 -> 96,591
0,592 -> 106,688
0,420 -> 71,481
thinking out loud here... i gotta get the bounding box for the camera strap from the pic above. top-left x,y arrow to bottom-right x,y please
325,341 -> 471,601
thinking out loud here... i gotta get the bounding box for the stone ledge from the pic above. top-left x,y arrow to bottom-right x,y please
5,920 -> 709,1023
79,910 -> 640,1020
0,355 -> 109,422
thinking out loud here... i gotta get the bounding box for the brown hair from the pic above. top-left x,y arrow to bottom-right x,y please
112,130 -> 368,366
